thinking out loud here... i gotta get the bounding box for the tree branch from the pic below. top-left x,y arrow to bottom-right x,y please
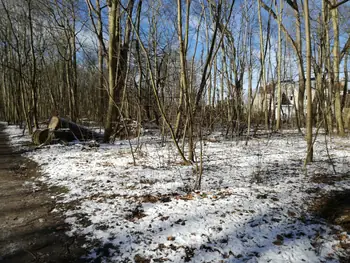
325,0 -> 350,9
340,35 -> 350,62
260,1 -> 298,54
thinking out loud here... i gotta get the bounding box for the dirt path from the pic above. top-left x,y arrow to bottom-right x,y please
0,124 -> 86,263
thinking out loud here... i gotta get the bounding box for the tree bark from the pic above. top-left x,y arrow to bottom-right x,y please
304,0 -> 313,164
331,0 -> 345,136
258,0 -> 269,130
104,0 -> 119,142
276,0 -> 283,130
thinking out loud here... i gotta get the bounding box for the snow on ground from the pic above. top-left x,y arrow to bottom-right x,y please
5,125 -> 350,263
3,123 -> 32,148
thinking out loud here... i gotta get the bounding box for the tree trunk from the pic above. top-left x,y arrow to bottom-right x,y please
104,0 -> 119,142
331,0 -> 345,136
28,0 -> 39,129
276,0 -> 283,130
304,0 -> 313,164
257,0 -> 268,131
323,0 -> 334,134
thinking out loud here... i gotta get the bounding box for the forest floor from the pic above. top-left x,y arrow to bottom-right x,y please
0,123 -> 87,263
2,123 -> 350,263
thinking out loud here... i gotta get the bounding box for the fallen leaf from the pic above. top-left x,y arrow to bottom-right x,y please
134,254 -> 150,263
181,194 -> 193,200
160,216 -> 169,221
337,233 -> 348,241
273,240 -> 283,246
273,235 -> 284,245
287,210 -> 296,217
276,234 -> 284,241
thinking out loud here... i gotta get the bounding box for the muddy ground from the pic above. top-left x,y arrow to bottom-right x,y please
0,123 -> 87,263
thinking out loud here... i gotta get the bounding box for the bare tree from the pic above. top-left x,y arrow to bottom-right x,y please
275,0 -> 283,130
331,0 -> 345,136
304,0 -> 313,163
104,0 -> 135,142
85,0 -> 107,125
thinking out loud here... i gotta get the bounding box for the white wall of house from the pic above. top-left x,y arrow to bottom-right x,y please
253,80 -> 317,120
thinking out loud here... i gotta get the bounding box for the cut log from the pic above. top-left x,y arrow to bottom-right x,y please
32,129 -> 52,145
48,116 -> 60,130
32,129 -> 40,144
47,116 -> 103,141
32,116 -> 103,145
52,129 -> 77,142
32,129 -> 81,145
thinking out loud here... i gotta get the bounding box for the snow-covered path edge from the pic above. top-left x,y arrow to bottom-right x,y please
5,124 -> 350,263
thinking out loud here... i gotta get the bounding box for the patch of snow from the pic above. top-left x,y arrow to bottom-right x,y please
5,124 -> 350,262
4,125 -> 32,149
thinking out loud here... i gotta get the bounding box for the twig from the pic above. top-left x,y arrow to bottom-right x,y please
324,133 -> 337,174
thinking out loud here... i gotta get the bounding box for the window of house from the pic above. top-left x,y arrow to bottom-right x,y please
290,96 -> 293,101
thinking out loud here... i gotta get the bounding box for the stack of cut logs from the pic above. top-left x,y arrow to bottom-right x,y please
32,116 -> 103,145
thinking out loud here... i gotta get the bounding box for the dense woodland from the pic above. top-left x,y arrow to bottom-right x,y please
0,0 -> 349,164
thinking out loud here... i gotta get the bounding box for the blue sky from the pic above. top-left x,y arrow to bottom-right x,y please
76,0 -> 350,99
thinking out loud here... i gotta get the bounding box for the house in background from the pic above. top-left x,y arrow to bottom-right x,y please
253,78 -> 318,121
278,92 -> 293,121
